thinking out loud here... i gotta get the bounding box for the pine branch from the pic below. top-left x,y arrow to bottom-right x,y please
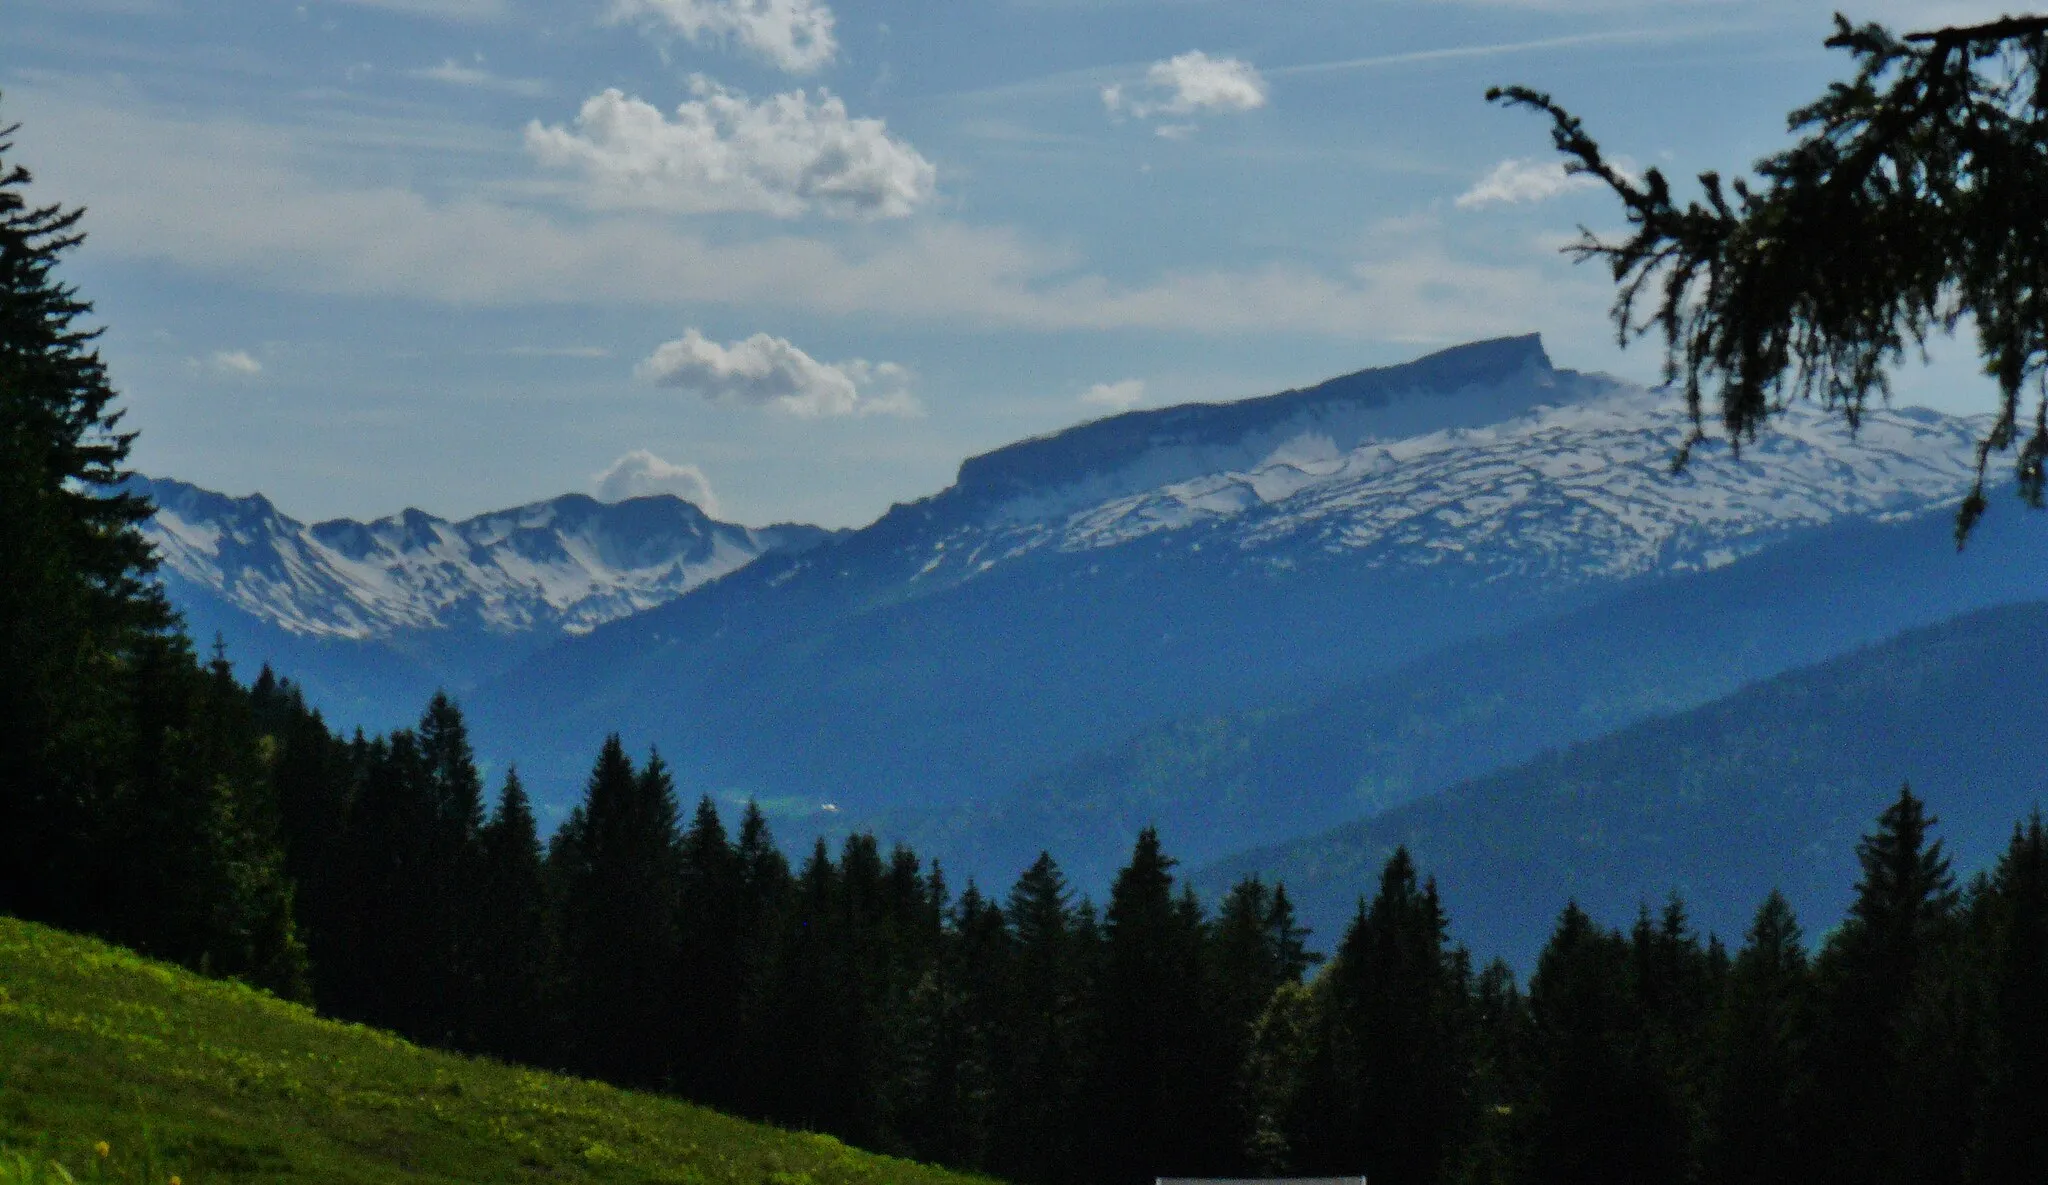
1902,15 -> 2048,46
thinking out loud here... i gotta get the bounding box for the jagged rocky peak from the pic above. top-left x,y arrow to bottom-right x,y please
131,475 -> 833,640
947,334 -> 1614,524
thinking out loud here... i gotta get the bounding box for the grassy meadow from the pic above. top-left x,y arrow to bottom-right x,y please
0,917 -> 992,1185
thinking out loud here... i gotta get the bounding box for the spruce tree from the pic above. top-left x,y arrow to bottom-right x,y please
1294,848 -> 1471,1185
1093,828 -> 1219,1183
328,729 -> 439,1033
1705,891 -> 1811,1185
1525,902 -> 1678,1185
761,837 -> 843,1131
1625,897 -> 1715,1181
553,738 -> 682,1086
1807,785 -> 1961,1185
416,691 -> 487,1046
674,795 -> 744,1105
0,105 -> 176,926
249,670 -> 357,1000
1971,814 -> 2048,1184
0,103 -> 305,993
994,853 -> 1095,1185
1459,958 -> 1534,1185
103,643 -> 308,996
729,800 -> 792,1117
920,879 -> 1007,1170
473,768 -> 550,1064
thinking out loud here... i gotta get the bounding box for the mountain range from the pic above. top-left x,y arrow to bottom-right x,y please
136,476 -> 834,726
140,334 -> 2048,942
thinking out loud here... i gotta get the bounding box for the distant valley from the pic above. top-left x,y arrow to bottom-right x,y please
143,335 -> 2048,933
1193,598 -> 2048,967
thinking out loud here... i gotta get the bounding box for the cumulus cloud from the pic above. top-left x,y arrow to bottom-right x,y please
611,0 -> 837,74
1080,379 -> 1146,411
210,349 -> 263,377
1455,157 -> 1605,208
593,449 -> 722,514
23,94 -> 1610,341
525,80 -> 936,220
636,328 -> 917,417
1104,51 -> 1267,133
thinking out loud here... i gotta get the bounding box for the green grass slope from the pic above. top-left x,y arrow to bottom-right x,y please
0,916 -> 992,1185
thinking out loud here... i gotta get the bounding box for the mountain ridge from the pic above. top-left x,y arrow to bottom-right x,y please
1190,598 -> 2048,967
137,475 -> 836,642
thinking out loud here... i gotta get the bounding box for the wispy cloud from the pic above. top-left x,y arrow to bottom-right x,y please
1104,51 -> 1266,136
526,80 -> 936,220
1268,26 -> 1732,78
636,329 -> 918,417
610,0 -> 838,74
1455,157 -> 1601,208
24,94 -> 1607,342
209,349 -> 263,377
409,58 -> 551,97
1080,379 -> 1146,411
332,0 -> 509,22
502,345 -> 611,358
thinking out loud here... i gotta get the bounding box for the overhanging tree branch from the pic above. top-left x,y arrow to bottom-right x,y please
1492,13 -> 2048,544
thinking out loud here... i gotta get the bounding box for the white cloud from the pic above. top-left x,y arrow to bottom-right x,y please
610,0 -> 837,74
1455,157 -> 1603,208
1104,51 -> 1267,133
210,349 -> 263,377
592,449 -> 722,514
410,58 -> 550,97
525,81 -> 936,220
1080,379 -> 1146,411
17,93 -> 1607,342
635,328 -> 918,417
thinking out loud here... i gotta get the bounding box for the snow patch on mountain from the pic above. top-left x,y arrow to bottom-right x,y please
136,477 -> 831,640
894,368 -> 1988,594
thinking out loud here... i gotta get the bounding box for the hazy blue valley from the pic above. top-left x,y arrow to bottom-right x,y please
139,335 -> 2048,962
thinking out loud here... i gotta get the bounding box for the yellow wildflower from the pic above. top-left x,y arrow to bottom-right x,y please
170,1176 -> 182,1185
94,1143 -> 109,1159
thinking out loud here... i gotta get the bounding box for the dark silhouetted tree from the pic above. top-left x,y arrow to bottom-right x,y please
1293,849 -> 1471,1185
553,738 -> 681,1086
1971,813 -> 2048,1184
992,853 -> 1096,1185
1705,891 -> 1812,1185
1807,784 -> 1962,1185
473,767 -> 550,1063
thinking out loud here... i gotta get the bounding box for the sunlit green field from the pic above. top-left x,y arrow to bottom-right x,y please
0,917 -> 991,1185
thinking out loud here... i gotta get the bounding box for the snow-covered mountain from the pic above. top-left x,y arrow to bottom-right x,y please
138,333 -> 2044,892
893,336 -> 1983,594
136,478 -> 834,641
470,335 -> 2013,845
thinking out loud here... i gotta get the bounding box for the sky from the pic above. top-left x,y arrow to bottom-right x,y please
7,0 -> 2023,528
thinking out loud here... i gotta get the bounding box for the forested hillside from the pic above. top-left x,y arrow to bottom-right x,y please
1199,600 -> 2048,966
921,500 -> 2048,890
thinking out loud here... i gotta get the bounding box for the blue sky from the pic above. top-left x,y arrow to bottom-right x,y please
9,0 -> 2016,527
